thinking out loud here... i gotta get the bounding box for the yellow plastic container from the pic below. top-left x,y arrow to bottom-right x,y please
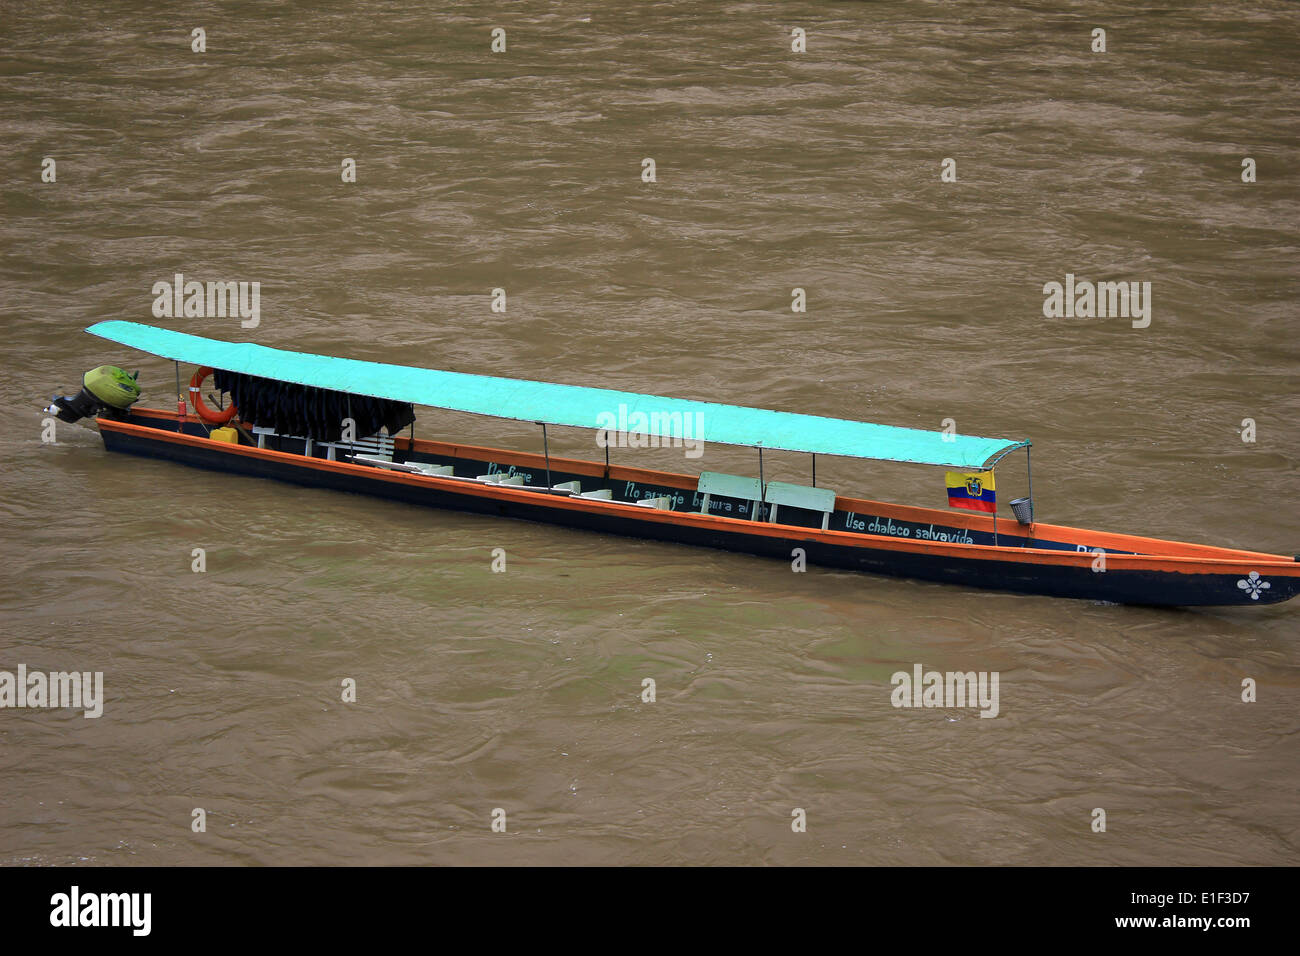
209,427 -> 239,444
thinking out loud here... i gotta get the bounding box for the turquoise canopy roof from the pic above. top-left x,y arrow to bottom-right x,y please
86,321 -> 1027,468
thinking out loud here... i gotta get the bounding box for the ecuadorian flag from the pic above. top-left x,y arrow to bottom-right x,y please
945,470 -> 996,513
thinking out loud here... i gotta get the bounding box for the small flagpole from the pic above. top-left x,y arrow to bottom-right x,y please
540,422 -> 552,488
174,361 -> 183,432
992,468 -> 998,546
1026,445 -> 1034,525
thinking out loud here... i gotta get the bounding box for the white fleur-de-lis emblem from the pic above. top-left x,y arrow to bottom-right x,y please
1236,571 -> 1271,600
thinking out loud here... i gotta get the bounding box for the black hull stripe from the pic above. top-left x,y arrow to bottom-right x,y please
100,428 -> 1299,608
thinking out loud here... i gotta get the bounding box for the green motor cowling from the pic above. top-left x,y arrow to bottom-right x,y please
46,365 -> 141,423
83,365 -> 141,410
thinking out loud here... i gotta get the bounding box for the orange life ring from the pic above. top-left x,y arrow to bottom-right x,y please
188,367 -> 238,425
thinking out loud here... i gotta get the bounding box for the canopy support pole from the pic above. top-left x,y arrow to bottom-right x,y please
992,468 -> 998,546
541,423 -> 552,488
174,361 -> 183,432
1026,445 -> 1034,525
811,453 -> 816,487
757,447 -> 765,520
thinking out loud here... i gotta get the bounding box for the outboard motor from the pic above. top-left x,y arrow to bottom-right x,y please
46,365 -> 141,423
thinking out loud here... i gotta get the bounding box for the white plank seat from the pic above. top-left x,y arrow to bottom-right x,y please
579,489 -> 613,500
315,432 -> 396,462
477,473 -> 525,485
635,496 -> 674,510
764,480 -> 836,531
552,480 -> 582,494
436,468 -> 496,483
696,471 -> 763,520
252,425 -> 338,459
353,455 -> 420,474
353,455 -> 454,477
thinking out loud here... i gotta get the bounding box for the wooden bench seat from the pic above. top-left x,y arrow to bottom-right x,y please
254,425 -> 398,463
634,496 -> 673,510
696,471 -> 763,520
354,455 -> 456,477
764,480 -> 836,530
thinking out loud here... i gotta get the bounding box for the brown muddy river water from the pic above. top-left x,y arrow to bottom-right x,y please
1,1 -> 1297,866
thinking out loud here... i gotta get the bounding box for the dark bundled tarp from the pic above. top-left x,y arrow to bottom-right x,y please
211,370 -> 415,442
